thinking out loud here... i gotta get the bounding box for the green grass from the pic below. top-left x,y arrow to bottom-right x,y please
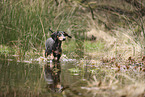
84,40 -> 104,52
0,0 -> 87,54
0,45 -> 12,55
0,0 -> 144,59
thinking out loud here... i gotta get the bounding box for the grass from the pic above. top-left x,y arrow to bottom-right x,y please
0,0 -> 144,59
0,45 -> 12,55
0,0 -> 87,53
64,26 -> 145,96
84,41 -> 104,52
85,28 -> 144,60
0,0 -> 145,97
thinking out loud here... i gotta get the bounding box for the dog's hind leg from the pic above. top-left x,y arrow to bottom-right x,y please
45,38 -> 55,57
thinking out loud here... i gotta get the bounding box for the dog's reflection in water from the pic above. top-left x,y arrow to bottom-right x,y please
44,61 -> 63,93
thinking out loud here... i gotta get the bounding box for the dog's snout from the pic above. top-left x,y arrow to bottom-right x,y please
58,36 -> 66,41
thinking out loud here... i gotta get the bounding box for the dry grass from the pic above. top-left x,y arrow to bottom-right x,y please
86,28 -> 144,59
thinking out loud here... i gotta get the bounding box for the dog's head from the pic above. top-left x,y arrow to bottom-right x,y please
51,31 -> 72,41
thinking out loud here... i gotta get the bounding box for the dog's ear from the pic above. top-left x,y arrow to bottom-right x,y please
49,29 -> 54,33
64,32 -> 72,38
51,32 -> 58,41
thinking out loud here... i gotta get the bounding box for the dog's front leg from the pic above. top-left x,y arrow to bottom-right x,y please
53,51 -> 61,61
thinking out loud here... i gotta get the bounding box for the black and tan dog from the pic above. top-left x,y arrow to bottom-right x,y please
45,29 -> 71,61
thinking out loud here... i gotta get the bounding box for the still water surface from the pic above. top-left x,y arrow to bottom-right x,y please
0,55 -> 89,97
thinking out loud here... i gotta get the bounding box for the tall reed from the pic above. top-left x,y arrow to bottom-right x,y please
0,0 -> 87,56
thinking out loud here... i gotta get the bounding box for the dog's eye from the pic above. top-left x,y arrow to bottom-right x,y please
58,33 -> 61,36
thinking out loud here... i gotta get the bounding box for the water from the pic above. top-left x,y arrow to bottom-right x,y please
1,54 -> 145,97
0,55 -> 89,97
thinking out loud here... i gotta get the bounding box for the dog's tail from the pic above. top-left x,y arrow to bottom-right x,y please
49,28 -> 54,33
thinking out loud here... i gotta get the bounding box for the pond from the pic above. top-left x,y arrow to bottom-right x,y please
0,55 -> 90,97
0,54 -> 145,97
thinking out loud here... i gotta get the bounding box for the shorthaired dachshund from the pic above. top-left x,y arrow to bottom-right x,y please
45,29 -> 71,61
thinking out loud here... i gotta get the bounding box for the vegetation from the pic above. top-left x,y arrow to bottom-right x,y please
0,0 -> 145,97
0,0 -> 144,57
